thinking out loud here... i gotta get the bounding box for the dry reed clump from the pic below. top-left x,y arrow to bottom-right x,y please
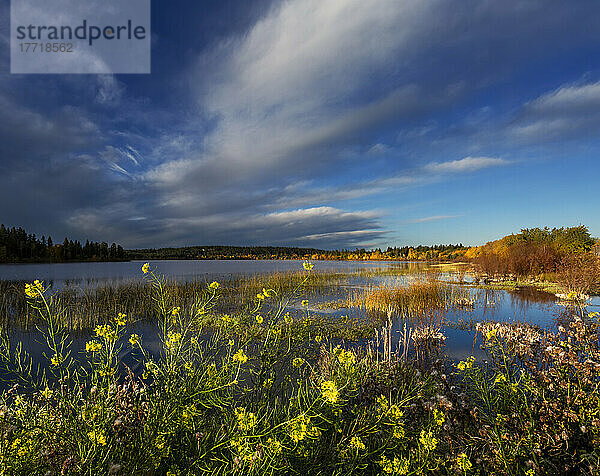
367,307 -> 448,371
348,280 -> 471,320
411,323 -> 447,369
411,326 -> 446,343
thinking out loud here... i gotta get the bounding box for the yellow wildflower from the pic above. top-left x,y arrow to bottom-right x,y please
293,357 -> 304,368
129,334 -> 140,346
389,404 -> 404,421
95,324 -> 117,341
88,429 -> 107,446
457,453 -> 472,471
315,335 -> 322,343
267,437 -> 282,454
209,281 -> 220,290
232,349 -> 248,364
115,312 -> 127,326
141,262 -> 150,274
457,356 -> 475,371
166,331 -> 182,347
393,425 -> 405,439
235,407 -> 256,432
321,380 -> 339,404
262,288 -> 275,297
433,409 -> 445,426
288,414 -> 311,443
86,340 -> 102,353
302,261 -> 314,271
419,430 -> 438,452
349,436 -> 366,451
379,455 -> 409,475
24,280 -> 44,298
255,315 -> 264,324
337,348 -> 356,367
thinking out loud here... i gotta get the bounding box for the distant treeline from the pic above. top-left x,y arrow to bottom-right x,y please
126,243 -> 468,261
126,245 -> 330,261
0,224 -> 126,263
384,243 -> 466,259
2,223 -> 596,266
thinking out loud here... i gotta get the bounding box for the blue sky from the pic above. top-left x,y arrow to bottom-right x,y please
1,0 -> 599,249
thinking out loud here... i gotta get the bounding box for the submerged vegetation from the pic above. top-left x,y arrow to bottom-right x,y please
0,263 -> 599,474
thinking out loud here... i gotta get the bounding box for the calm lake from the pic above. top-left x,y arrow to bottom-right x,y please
0,260 -> 598,375
0,259 -> 408,288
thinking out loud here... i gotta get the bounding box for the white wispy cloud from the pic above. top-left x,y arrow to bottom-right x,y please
407,215 -> 459,224
511,80 -> 600,142
525,81 -> 600,114
425,157 -> 508,174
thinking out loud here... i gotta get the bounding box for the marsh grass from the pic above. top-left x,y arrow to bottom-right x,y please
349,263 -> 430,278
347,279 -> 472,321
0,266 -> 439,331
0,270 -> 348,330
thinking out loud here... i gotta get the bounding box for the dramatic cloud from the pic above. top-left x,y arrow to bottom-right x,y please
66,205 -> 384,249
1,0 -> 600,247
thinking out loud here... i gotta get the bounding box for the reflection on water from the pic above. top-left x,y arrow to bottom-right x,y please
0,259 -> 424,290
302,274 -> 600,360
0,321 -> 162,389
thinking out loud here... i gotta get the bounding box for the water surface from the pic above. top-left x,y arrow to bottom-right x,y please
0,259 -> 417,289
1,260 -> 598,375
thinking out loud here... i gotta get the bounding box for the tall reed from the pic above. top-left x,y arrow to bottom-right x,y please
348,279 -> 471,321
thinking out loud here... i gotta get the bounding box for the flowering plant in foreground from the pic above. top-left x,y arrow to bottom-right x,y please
0,263 -> 598,474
